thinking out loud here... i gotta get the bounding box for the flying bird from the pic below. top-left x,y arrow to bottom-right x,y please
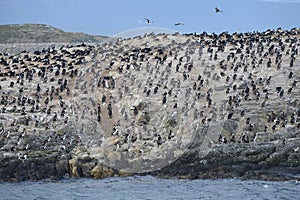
215,7 -> 223,13
144,18 -> 153,24
174,23 -> 184,26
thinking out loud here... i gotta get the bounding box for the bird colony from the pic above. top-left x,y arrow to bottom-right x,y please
0,28 -> 299,173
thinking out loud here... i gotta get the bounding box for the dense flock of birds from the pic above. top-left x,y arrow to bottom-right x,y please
0,27 -> 299,163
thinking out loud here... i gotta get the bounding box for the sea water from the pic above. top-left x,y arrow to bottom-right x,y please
0,176 -> 299,200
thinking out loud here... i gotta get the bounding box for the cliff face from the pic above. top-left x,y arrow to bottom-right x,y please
0,28 -> 299,181
151,126 -> 300,181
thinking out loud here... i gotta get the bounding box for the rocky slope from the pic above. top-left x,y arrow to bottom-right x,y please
0,24 -> 109,55
0,28 -> 299,181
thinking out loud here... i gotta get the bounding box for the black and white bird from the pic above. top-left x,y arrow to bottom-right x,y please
174,22 -> 184,26
144,18 -> 153,24
215,7 -> 223,13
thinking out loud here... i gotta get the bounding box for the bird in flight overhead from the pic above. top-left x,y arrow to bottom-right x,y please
215,7 -> 223,13
174,23 -> 184,26
144,18 -> 153,24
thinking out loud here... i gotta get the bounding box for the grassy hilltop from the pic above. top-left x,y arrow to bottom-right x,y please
0,24 -> 108,43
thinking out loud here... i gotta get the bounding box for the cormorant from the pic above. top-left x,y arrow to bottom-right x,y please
174,23 -> 184,26
215,7 -> 223,13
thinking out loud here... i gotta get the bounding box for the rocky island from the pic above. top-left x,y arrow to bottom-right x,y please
0,25 -> 299,181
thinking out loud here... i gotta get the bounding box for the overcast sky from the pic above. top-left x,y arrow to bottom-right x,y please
0,0 -> 300,36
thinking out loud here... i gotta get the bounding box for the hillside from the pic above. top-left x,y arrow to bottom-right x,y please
0,28 -> 299,181
0,24 -> 108,43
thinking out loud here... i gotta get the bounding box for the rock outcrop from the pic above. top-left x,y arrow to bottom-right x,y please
0,28 -> 299,181
150,126 -> 300,181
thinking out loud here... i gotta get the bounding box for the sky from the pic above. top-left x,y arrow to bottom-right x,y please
0,0 -> 300,37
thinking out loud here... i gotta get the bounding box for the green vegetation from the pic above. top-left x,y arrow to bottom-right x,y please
0,24 -> 108,43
